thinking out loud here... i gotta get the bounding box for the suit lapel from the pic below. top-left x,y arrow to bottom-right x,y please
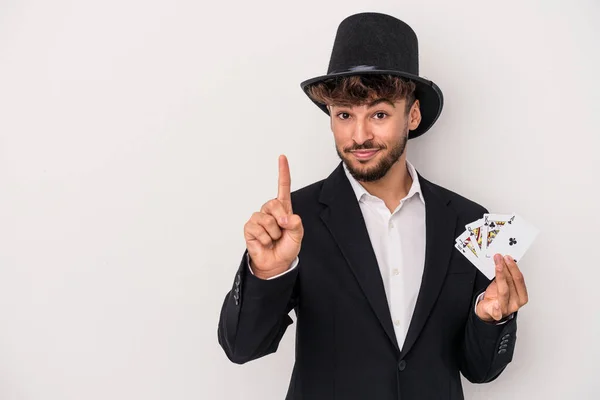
317,164 -> 458,358
319,163 -> 400,353
400,174 -> 457,359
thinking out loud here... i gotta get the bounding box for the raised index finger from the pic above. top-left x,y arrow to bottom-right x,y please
277,154 -> 292,213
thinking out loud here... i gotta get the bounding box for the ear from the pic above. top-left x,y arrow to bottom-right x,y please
408,100 -> 422,131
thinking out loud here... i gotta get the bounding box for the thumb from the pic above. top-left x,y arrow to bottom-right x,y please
478,298 -> 503,322
487,300 -> 503,321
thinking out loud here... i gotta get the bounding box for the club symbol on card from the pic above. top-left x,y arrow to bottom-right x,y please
490,222 -> 496,229
509,238 -> 517,246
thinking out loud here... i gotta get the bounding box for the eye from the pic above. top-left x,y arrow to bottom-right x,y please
373,112 -> 388,120
336,112 -> 351,120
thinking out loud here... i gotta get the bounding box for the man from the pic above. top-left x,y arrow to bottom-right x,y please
218,12 -> 528,400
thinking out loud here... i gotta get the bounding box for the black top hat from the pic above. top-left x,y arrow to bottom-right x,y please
300,12 -> 444,139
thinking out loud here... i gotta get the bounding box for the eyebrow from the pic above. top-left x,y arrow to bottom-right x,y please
367,98 -> 396,108
331,98 -> 396,109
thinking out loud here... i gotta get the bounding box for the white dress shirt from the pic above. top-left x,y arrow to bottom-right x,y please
247,160 -> 509,343
342,160 -> 426,349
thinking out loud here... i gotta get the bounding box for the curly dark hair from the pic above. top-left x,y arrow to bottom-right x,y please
305,75 -> 417,114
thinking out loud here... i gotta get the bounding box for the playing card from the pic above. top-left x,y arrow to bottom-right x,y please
465,218 -> 485,255
456,230 -> 497,279
455,230 -> 480,259
483,214 -> 539,265
454,240 -> 483,273
481,213 -> 515,254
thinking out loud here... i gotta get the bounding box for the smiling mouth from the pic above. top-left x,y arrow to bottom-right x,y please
350,149 -> 380,160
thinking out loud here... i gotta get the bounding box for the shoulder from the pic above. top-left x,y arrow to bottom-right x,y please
420,176 -> 489,220
289,179 -> 325,210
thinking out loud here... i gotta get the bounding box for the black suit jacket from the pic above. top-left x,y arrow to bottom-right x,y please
218,163 -> 517,400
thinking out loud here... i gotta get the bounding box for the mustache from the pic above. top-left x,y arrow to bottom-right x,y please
344,140 -> 386,152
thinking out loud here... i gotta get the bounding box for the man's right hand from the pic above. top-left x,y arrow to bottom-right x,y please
243,155 -> 304,280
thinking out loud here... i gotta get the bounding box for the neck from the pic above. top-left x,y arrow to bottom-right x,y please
358,154 -> 413,213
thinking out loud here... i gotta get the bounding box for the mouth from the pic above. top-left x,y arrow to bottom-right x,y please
350,149 -> 380,160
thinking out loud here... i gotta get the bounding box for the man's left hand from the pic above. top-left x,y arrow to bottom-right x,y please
476,254 -> 529,322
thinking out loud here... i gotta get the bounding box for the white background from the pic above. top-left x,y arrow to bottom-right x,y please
0,0 -> 598,399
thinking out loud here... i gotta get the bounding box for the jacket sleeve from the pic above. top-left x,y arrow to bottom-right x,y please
460,270 -> 518,383
217,250 -> 299,364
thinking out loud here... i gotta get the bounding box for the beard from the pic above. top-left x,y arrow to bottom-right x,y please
336,122 -> 409,182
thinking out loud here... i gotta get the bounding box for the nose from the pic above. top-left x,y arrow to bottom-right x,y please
352,118 -> 373,145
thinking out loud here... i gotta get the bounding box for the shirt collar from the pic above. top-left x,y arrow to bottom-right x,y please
342,160 -> 425,205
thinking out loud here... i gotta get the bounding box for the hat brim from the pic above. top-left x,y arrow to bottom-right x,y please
300,70 -> 443,139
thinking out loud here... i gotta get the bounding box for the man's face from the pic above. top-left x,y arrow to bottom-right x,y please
330,98 -> 421,182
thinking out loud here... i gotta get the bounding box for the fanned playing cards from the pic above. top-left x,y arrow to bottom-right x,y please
455,213 -> 539,279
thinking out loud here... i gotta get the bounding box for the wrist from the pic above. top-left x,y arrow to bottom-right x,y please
250,261 -> 291,280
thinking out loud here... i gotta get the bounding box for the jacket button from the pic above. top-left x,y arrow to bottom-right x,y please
498,349 -> 507,354
398,360 -> 407,371
502,334 -> 510,340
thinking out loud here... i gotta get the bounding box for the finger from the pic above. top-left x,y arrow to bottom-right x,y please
251,212 -> 283,241
277,155 -> 292,214
497,256 -> 519,312
493,254 -> 511,316
504,255 -> 529,306
260,199 -> 289,227
283,214 -> 304,243
245,222 -> 274,248
498,254 -> 518,297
